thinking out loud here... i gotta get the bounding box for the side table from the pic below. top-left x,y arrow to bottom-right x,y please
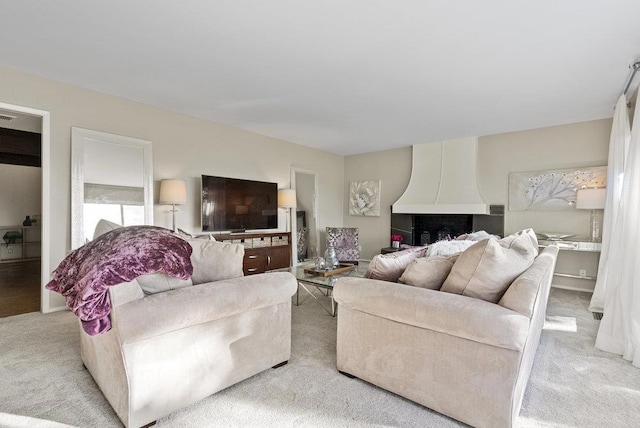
538,239 -> 602,280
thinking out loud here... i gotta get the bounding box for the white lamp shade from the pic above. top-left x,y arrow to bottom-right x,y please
278,189 -> 297,208
159,179 -> 187,205
576,188 -> 605,210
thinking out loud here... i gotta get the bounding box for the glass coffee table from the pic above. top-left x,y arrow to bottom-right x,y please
289,261 -> 369,316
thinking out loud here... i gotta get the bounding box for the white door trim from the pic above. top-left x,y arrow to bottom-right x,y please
0,101 -> 52,313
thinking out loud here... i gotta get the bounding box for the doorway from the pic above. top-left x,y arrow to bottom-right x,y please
0,102 -> 50,316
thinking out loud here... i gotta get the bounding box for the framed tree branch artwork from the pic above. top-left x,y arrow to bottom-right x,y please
349,180 -> 381,216
508,166 -> 607,211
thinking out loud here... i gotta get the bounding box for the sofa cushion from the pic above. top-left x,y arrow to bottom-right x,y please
188,239 -> 244,284
93,219 -> 122,240
398,254 -> 459,290
137,272 -> 193,295
441,229 -> 539,303
364,246 -> 427,282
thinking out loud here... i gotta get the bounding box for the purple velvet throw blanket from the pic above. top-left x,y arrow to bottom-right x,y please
46,226 -> 193,336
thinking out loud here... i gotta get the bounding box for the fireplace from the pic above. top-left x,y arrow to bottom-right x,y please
391,205 -> 505,246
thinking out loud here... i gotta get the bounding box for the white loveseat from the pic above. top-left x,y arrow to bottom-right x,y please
334,233 -> 558,428
79,235 -> 297,428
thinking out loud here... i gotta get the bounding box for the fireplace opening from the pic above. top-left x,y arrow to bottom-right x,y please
391,205 -> 504,246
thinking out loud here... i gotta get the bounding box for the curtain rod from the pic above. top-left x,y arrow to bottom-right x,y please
623,60 -> 640,96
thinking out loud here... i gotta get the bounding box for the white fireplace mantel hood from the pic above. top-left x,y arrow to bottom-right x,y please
392,137 -> 489,215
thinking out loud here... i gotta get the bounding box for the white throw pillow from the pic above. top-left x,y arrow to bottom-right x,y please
455,230 -> 499,241
425,239 -> 476,257
441,229 -> 539,303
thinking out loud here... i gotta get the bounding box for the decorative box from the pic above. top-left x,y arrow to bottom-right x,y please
271,235 -> 289,246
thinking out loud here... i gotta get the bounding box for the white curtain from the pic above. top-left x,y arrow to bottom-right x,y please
594,91 -> 640,367
589,95 -> 631,312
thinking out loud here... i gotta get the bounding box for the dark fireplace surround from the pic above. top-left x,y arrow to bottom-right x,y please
391,205 -> 505,246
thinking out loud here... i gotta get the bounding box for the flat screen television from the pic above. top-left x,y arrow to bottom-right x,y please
201,175 -> 278,232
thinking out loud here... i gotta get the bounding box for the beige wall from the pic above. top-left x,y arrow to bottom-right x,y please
345,119 -> 611,292
478,119 -> 611,236
343,147 -> 412,259
0,66 -> 344,311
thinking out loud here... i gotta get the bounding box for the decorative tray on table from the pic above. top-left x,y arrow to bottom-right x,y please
304,264 -> 356,277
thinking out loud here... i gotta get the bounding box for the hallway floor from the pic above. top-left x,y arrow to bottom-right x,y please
0,260 -> 40,317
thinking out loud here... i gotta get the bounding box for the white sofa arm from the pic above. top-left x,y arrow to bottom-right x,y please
113,272 -> 297,344
333,278 -> 529,352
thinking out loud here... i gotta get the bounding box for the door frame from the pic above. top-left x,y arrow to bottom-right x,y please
0,101 -> 51,313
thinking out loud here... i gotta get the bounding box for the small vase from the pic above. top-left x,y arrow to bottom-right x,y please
324,246 -> 339,268
392,241 -> 400,248
22,216 -> 32,226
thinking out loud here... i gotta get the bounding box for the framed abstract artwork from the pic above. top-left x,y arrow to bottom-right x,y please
508,166 -> 607,211
349,180 -> 381,216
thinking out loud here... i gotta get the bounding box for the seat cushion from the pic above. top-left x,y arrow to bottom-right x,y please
441,229 -> 538,303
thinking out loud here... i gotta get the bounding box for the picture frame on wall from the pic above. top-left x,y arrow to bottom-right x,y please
508,166 -> 606,211
349,180 -> 381,216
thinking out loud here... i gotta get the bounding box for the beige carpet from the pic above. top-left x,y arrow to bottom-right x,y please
0,412 -> 75,428
1,288 -> 639,427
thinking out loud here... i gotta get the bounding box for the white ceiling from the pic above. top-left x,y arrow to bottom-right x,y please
1,1 -> 639,155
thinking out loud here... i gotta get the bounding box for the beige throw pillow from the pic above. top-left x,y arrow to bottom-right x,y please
398,254 -> 459,290
175,228 -> 217,241
188,239 -> 244,284
93,219 -> 122,240
364,246 -> 428,282
137,273 -> 193,295
441,229 -> 539,303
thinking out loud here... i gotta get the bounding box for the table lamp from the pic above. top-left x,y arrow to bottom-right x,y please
576,188 -> 606,242
278,189 -> 297,232
159,179 -> 187,231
